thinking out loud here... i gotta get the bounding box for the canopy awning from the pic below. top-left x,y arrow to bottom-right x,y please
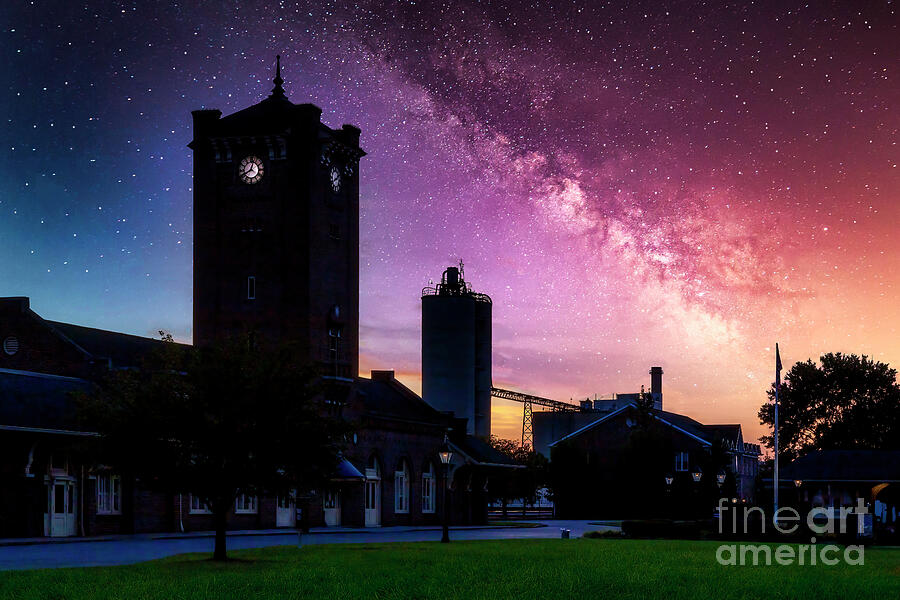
331,458 -> 365,482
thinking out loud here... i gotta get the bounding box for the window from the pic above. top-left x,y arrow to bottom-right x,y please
421,463 -> 435,514
324,491 -> 338,510
675,451 -> 689,472
328,327 -> 342,360
54,485 -> 65,514
189,495 -> 211,514
96,473 -> 122,515
3,336 -> 18,355
247,276 -> 256,300
277,493 -> 295,510
68,485 -> 75,514
394,461 -> 410,513
365,457 -> 380,512
365,481 -> 377,510
235,494 -> 258,514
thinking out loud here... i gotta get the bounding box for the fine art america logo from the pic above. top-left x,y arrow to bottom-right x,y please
715,499 -> 869,566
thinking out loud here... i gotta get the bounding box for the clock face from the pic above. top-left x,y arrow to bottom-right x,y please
239,156 -> 264,184
330,165 -> 341,193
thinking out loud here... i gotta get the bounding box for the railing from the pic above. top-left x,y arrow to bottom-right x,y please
488,507 -> 555,520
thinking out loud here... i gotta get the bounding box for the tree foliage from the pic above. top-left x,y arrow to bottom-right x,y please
487,436 -> 549,511
758,352 -> 900,461
77,334 -> 347,560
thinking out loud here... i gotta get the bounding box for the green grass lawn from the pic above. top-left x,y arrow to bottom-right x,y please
1,539 -> 898,600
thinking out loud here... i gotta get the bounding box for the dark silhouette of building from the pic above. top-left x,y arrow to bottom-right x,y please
548,400 -> 760,518
532,366 -> 665,458
779,449 -> 899,539
421,264 -> 492,438
190,56 -> 363,378
0,57 -> 516,538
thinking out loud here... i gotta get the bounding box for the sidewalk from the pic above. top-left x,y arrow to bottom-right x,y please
0,520 -> 604,570
0,523 -> 544,547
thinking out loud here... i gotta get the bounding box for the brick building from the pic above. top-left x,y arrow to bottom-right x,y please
548,402 -> 760,518
0,59 -> 515,538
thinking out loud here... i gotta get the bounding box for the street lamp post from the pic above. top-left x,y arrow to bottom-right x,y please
691,468 -> 703,519
439,437 -> 453,544
664,475 -> 674,519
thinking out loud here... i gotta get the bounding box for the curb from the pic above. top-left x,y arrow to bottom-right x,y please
0,524 -> 544,547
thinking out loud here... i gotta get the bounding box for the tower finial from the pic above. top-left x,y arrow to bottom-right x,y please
271,54 -> 285,98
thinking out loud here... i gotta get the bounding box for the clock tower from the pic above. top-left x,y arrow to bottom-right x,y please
189,56 -> 363,378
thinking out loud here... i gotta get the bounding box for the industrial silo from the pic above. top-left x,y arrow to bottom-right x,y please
422,264 -> 492,438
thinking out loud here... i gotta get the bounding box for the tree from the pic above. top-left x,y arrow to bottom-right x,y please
617,396 -> 674,518
77,334 -> 347,560
487,436 -> 549,516
758,353 -> 900,461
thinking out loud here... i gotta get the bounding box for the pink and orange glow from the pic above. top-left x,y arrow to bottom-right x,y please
3,2 -> 897,444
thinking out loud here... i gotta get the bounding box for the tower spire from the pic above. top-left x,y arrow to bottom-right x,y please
271,54 -> 285,98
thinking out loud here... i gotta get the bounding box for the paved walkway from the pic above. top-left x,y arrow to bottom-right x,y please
0,520 -> 610,571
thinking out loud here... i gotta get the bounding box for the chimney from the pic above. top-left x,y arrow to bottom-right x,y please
650,366 -> 663,396
0,297 -> 30,314
649,367 -> 663,410
371,370 -> 395,382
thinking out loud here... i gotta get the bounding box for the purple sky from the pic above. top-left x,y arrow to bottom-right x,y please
3,1 -> 898,443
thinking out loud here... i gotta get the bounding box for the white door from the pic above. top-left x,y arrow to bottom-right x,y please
276,493 -> 295,527
47,479 -> 77,537
365,468 -> 380,527
324,490 -> 341,527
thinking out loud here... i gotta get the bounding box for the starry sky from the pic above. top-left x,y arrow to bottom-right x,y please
3,1 -> 898,445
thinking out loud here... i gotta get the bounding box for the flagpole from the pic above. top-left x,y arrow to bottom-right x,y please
773,343 -> 781,518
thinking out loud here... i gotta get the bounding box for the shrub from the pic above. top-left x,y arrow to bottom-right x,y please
582,530 -> 625,539
621,519 -> 713,539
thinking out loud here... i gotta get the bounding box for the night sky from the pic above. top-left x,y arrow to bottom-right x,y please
3,1 -> 898,444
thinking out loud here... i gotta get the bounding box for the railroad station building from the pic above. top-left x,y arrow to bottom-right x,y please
534,368 -> 760,518
0,61 -> 516,538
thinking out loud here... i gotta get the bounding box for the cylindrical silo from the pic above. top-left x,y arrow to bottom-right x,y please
473,298 -> 492,438
421,265 -> 492,438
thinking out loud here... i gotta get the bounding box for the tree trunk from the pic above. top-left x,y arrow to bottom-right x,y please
213,506 -> 227,561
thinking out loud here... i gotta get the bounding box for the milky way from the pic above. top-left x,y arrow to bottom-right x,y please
3,1 -> 898,443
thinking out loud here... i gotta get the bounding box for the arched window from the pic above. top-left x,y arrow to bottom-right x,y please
421,462 -> 435,514
394,459 -> 410,513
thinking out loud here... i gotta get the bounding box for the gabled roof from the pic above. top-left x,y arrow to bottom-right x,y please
2,296 -> 180,371
782,450 -> 900,482
47,321 -> 173,369
549,403 -> 723,448
355,372 -> 450,426
0,368 -> 94,434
